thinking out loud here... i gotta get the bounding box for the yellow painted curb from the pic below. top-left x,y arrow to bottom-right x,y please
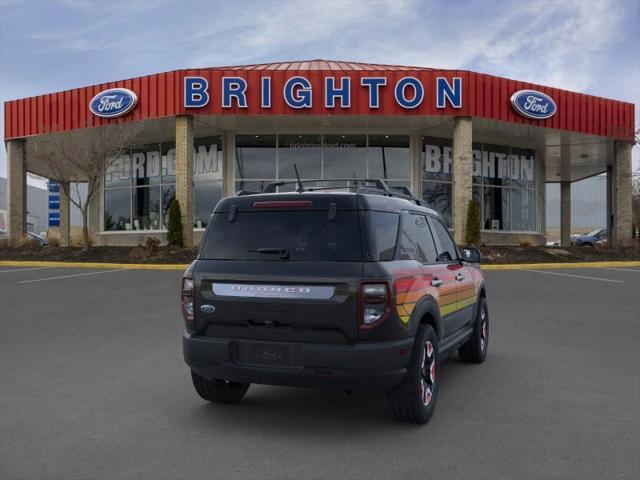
482,261 -> 640,270
1,260 -> 638,271
0,260 -> 189,270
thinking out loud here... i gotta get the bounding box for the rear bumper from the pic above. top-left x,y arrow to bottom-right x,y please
183,333 -> 414,393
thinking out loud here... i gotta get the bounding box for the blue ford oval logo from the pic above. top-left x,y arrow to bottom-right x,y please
510,89 -> 556,120
89,88 -> 138,118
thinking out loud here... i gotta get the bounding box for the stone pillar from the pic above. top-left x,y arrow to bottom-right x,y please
452,117 -> 473,244
410,133 -> 422,198
606,165 -> 613,244
175,115 -> 194,246
6,139 -> 27,244
59,182 -> 70,247
560,181 -> 571,246
222,133 -> 235,198
611,141 -> 633,247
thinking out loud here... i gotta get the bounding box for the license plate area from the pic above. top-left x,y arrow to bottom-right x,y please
234,341 -> 300,368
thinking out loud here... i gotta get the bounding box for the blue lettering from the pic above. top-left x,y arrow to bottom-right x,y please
360,77 -> 387,108
325,77 -> 350,108
394,77 -> 424,109
261,77 -> 271,108
283,76 -> 312,109
436,77 -> 462,108
222,77 -> 248,108
184,77 -> 209,108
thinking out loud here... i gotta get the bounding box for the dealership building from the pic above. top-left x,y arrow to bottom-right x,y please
3,60 -> 635,246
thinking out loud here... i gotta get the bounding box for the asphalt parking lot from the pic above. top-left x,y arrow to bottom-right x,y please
1,265 -> 639,480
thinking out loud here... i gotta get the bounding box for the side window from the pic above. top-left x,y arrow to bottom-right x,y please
395,213 -> 438,263
429,217 -> 458,262
396,215 -> 416,261
362,211 -> 400,261
411,214 -> 438,263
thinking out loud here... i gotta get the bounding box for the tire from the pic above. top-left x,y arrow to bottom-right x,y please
459,297 -> 489,363
191,370 -> 250,404
387,324 -> 439,424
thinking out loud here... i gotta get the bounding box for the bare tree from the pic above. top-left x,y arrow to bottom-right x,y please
27,121 -> 144,250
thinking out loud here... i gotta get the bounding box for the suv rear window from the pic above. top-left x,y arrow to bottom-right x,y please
201,211 -> 363,261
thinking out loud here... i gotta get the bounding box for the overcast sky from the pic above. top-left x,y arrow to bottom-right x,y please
1,0 -> 638,180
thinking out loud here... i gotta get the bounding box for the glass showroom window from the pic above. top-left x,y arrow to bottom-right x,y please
479,143 -> 510,231
475,144 -> 536,232
235,135 -> 277,193
422,137 -> 537,232
104,152 -> 131,231
235,134 -> 411,194
278,134 -> 322,180
194,136 -> 223,228
160,141 -> 176,228
323,134 -> 367,179
422,137 -> 453,227
131,143 -> 162,230
104,137 -> 223,231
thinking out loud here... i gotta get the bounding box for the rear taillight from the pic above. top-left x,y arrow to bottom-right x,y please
181,277 -> 195,329
358,282 -> 391,330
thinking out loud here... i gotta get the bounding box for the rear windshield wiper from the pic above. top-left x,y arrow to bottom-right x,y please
248,247 -> 290,259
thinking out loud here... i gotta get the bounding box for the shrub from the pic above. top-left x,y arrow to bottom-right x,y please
465,199 -> 482,245
48,237 -> 61,248
166,199 -> 183,247
18,237 -> 40,251
144,236 -> 161,256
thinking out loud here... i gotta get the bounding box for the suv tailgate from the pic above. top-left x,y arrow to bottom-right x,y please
193,260 -> 363,344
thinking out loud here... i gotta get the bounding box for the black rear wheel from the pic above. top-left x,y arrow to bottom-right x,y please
387,324 -> 439,424
191,371 -> 250,403
459,297 -> 489,363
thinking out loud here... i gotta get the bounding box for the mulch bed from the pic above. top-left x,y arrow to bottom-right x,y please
1,244 -> 638,265
480,245 -> 640,264
0,245 -> 199,264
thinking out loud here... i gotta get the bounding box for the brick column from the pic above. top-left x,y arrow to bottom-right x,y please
6,139 -> 27,244
560,181 -> 571,246
175,115 -> 194,246
452,117 -> 472,244
59,182 -> 71,246
611,141 -> 633,247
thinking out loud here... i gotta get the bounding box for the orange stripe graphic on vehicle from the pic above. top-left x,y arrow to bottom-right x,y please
393,268 -> 475,324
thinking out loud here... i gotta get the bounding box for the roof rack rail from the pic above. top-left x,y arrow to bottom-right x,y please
259,178 -> 430,208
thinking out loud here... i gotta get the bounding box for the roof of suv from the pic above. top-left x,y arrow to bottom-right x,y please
214,191 -> 440,217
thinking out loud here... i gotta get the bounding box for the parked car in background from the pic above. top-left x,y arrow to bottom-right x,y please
571,229 -> 607,247
27,231 -> 48,246
0,230 -> 48,245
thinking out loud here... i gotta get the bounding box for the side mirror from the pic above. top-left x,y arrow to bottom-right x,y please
462,246 -> 482,264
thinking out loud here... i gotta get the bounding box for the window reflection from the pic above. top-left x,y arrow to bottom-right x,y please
132,186 -> 160,230
235,135 -> 276,179
422,181 -> 452,227
322,135 -> 367,179
104,188 -> 130,231
423,136 -> 537,232
278,134 -> 322,179
368,135 -> 410,179
483,186 -> 509,231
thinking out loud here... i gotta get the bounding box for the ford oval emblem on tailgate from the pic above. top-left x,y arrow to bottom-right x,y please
200,304 -> 216,314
